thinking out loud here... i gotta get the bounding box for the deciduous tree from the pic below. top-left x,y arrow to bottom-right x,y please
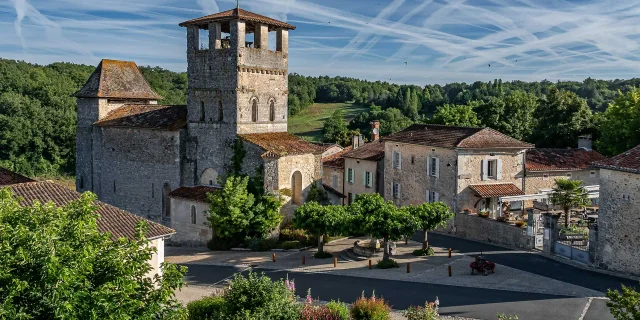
405,202 -> 453,249
293,202 -> 346,257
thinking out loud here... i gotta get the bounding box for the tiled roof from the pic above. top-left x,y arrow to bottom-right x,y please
593,144 -> 640,174
74,59 -> 163,100
322,184 -> 346,198
179,8 -> 296,30
322,146 -> 353,169
94,105 -> 187,131
384,124 -> 533,149
0,168 -> 33,186
469,183 -> 524,198
343,140 -> 385,161
526,149 -> 606,171
6,181 -> 175,240
169,186 -> 219,203
239,132 -> 324,158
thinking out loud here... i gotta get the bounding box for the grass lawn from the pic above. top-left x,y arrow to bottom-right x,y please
34,176 -> 76,190
288,102 -> 368,142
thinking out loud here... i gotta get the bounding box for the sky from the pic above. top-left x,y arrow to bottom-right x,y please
1,0 -> 640,85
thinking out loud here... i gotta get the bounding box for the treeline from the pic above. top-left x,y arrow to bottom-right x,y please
1,58 -> 638,178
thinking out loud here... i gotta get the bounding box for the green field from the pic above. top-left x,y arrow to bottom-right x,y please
288,103 -> 368,141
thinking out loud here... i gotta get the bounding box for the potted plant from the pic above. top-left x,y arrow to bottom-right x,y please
478,209 -> 490,218
515,221 -> 527,228
463,208 -> 471,214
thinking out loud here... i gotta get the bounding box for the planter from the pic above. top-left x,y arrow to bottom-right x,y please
352,239 -> 396,257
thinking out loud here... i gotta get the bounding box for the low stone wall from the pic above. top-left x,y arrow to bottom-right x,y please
453,213 -> 534,250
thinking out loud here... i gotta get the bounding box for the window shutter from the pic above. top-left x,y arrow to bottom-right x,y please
426,189 -> 430,202
398,184 -> 401,199
363,171 -> 367,186
398,152 -> 402,169
427,157 -> 431,176
481,160 -> 488,181
496,159 -> 503,180
434,192 -> 440,202
435,157 -> 440,178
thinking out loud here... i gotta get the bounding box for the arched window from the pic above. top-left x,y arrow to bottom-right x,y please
200,168 -> 219,186
79,176 -> 84,189
190,205 -> 197,224
269,100 -> 275,121
251,99 -> 258,122
218,101 -> 223,122
162,183 -> 171,218
200,101 -> 205,122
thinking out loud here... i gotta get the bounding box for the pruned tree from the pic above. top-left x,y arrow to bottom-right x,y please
293,202 -> 346,257
405,202 -> 453,249
549,179 -> 590,228
606,283 -> 640,320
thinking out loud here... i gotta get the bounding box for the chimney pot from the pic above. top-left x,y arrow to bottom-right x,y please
370,120 -> 380,141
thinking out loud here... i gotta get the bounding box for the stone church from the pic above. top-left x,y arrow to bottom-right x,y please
75,8 -> 323,245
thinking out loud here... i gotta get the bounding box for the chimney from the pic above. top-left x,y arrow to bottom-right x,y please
370,120 -> 380,141
578,135 -> 592,151
352,135 -> 360,149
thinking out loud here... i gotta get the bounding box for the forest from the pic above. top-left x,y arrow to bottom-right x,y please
0,58 -> 638,178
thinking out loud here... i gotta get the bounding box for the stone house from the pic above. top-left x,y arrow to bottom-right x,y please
592,144 -> 640,276
75,7 -> 322,246
342,122 -> 385,204
0,169 -> 174,278
383,124 -> 533,218
168,186 -> 218,246
321,146 -> 352,205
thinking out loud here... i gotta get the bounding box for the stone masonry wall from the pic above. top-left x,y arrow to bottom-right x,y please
277,154 -> 322,221
524,169 -> 600,194
454,212 -> 534,249
594,169 -> 640,276
169,197 -> 210,247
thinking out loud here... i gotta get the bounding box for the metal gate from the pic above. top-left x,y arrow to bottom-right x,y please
554,234 -> 589,264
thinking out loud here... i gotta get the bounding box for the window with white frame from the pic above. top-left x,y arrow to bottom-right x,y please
364,171 -> 372,188
482,159 -> 502,180
393,151 -> 402,169
393,183 -> 401,199
428,157 -> 440,177
487,159 -> 497,178
426,190 -> 439,203
347,168 -> 354,184
332,175 -> 339,188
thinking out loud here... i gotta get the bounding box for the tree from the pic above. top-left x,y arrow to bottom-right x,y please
549,179 -> 590,227
429,104 -> 481,127
0,188 -> 187,319
322,109 -> 349,145
405,202 -> 453,250
531,88 -> 593,148
606,283 -> 640,320
293,202 -> 346,257
597,88 -> 640,156
350,194 -> 418,261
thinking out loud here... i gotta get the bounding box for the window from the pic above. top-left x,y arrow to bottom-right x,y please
426,190 -> 439,203
191,205 -> 197,224
332,175 -> 338,188
79,176 -> 84,189
393,183 -> 401,199
347,168 -> 354,184
590,171 -> 596,177
269,100 -> 275,121
487,160 -> 497,178
511,201 -> 522,210
428,157 -> 440,177
151,183 -> 155,198
251,99 -> 258,122
393,151 -> 402,169
113,180 -> 116,194
348,193 -> 354,204
200,101 -> 205,122
566,173 -> 572,179
209,180 -> 213,186
482,159 -> 502,180
218,101 -> 224,122
411,155 -> 415,165
542,174 -> 549,181
364,171 -> 372,188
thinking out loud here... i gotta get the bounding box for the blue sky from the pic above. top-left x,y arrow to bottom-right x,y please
1,0 -> 640,84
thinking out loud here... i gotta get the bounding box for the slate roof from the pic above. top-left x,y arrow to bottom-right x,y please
169,186 -> 220,203
0,168 -> 33,186
384,124 -> 533,149
179,8 -> 296,30
239,132 -> 324,158
593,144 -> 640,174
343,140 -> 385,161
94,105 -> 187,131
469,183 -> 525,198
526,149 -> 606,172
6,181 -> 175,240
322,146 -> 353,169
74,59 -> 163,100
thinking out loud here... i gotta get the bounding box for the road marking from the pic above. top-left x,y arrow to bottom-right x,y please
578,297 -> 594,320
212,266 -> 251,285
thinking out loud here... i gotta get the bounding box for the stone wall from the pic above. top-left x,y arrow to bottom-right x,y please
169,198 -> 210,247
524,169 -> 600,194
277,154 -> 322,220
454,212 -> 534,249
594,169 -> 640,276
344,157 -> 379,200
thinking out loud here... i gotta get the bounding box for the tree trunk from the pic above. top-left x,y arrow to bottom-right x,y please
564,208 -> 569,228
383,236 -> 391,261
318,234 -> 325,254
422,229 -> 428,250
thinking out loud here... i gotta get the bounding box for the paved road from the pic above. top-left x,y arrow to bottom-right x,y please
182,264 -> 612,320
416,232 -> 637,293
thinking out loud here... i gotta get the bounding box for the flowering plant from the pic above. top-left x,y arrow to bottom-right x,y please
470,260 -> 496,275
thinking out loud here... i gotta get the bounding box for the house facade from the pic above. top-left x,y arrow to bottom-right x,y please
342,124 -> 385,204
592,145 -> 640,276
383,124 -> 533,218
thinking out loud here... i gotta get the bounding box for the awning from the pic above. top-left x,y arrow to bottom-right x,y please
469,183 -> 524,198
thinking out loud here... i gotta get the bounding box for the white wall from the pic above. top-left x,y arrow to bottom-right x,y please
170,197 -> 211,246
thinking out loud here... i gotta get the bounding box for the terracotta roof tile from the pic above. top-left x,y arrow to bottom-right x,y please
322,146 -> 353,169
6,181 -> 175,240
384,124 -> 533,149
343,140 -> 385,161
169,186 -> 219,203
239,132 -> 323,158
526,149 -> 606,171
94,104 -> 187,131
180,8 -> 296,30
593,144 -> 640,174
0,168 -> 33,186
74,59 -> 163,100
469,183 -> 524,198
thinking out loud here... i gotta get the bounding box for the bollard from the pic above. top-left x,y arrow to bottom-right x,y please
272,253 -> 276,262
334,257 -> 337,268
369,259 -> 372,269
448,248 -> 452,258
302,255 -> 306,265
407,263 -> 411,273
448,265 -> 452,277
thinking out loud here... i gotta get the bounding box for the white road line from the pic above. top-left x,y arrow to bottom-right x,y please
578,297 -> 594,320
212,266 -> 251,285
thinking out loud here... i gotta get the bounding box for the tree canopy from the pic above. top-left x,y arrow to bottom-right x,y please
404,202 -> 453,249
293,201 -> 346,255
597,88 -> 640,156
549,179 -> 590,227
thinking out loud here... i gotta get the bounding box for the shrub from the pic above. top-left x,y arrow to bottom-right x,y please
404,302 -> 439,320
515,221 -> 527,228
245,238 -> 279,251
606,283 -> 640,320
300,304 -> 343,320
412,248 -> 435,257
314,251 -> 334,259
376,259 -> 399,269
326,300 -> 350,320
277,240 -> 303,250
187,296 -> 226,320
351,292 -> 391,320
280,227 -> 317,246
224,271 -> 300,320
